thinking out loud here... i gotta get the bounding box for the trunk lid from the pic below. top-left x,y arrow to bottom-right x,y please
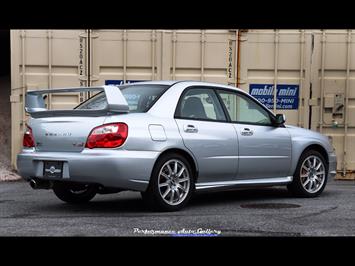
24,86 -> 129,152
31,116 -> 106,152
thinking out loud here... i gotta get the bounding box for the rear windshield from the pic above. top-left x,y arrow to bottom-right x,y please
75,84 -> 169,112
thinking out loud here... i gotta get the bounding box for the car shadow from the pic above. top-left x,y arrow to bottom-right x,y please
36,186 -> 303,215
190,187 -> 294,207
44,195 -> 147,214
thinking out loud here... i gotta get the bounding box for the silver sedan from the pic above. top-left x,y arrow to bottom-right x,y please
17,81 -> 337,211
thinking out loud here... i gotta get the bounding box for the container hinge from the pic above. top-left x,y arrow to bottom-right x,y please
89,31 -> 99,39
238,79 -> 247,85
152,30 -> 158,42
90,75 -> 99,82
308,98 -> 318,106
201,32 -> 206,43
79,32 -> 88,38
10,95 -> 21,103
79,76 -> 89,81
239,36 -> 248,42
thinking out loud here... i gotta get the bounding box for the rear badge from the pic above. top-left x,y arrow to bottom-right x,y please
45,132 -> 72,137
48,166 -> 58,174
72,142 -> 84,147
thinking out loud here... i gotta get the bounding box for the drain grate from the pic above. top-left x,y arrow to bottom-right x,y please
240,203 -> 301,209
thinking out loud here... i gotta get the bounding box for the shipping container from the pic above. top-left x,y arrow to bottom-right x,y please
9,29 -> 355,179
238,30 -> 355,179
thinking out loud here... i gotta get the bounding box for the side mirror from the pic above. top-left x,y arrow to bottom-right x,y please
275,114 -> 286,125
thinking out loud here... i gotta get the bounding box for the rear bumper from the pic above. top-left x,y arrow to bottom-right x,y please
17,148 -> 159,191
328,151 -> 337,179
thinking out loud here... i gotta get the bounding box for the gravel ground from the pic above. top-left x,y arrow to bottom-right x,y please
0,179 -> 354,236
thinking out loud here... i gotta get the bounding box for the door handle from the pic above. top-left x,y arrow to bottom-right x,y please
241,128 -> 254,136
184,124 -> 198,133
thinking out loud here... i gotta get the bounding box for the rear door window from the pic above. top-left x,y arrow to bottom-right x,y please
175,87 -> 227,122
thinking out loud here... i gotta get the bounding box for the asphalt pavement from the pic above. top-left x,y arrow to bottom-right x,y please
0,179 -> 354,236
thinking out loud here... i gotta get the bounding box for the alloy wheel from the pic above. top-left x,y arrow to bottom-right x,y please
300,155 -> 326,193
158,159 -> 190,206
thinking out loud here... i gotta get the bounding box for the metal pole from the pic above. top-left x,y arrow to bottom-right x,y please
152,30 -> 156,80
200,30 -> 205,81
172,30 -> 177,80
236,30 -> 242,88
273,30 -> 279,113
342,30 -> 351,176
123,30 -> 127,83
47,30 -> 53,109
87,29 -> 91,88
21,30 -> 26,127
319,30 -> 326,133
298,30 -> 305,127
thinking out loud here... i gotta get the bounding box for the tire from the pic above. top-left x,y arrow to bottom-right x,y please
141,153 -> 195,212
53,182 -> 97,204
287,150 -> 328,198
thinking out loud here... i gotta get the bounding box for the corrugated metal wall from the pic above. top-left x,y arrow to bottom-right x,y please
9,29 -> 355,179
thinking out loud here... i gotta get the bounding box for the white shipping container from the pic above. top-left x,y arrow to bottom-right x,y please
10,29 -> 238,169
238,30 -> 355,179
9,29 -> 355,179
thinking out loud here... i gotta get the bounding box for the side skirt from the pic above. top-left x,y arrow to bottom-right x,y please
195,176 -> 293,192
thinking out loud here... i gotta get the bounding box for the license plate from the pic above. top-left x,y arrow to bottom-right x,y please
43,161 -> 63,178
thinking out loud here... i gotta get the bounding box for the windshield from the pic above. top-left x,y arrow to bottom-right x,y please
75,84 -> 169,112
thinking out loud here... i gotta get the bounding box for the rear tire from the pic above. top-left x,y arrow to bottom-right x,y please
53,182 -> 97,204
287,150 -> 328,198
141,153 -> 195,212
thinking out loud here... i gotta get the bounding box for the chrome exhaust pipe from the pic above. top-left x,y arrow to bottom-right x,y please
29,179 -> 52,189
29,179 -> 37,189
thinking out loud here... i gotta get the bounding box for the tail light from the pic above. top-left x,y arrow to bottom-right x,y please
85,123 -> 128,149
23,125 -> 35,148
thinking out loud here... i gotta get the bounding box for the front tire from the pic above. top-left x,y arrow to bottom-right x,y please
287,150 -> 328,197
53,182 -> 97,204
141,153 -> 195,212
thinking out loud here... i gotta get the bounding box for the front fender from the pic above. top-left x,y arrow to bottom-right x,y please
288,131 -> 333,176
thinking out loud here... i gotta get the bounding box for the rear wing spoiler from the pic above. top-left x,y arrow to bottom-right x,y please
25,86 -> 129,118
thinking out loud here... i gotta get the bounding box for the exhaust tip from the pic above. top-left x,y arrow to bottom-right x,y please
29,179 -> 52,189
29,179 -> 37,189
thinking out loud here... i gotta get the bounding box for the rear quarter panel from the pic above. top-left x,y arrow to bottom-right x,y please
104,113 -> 183,151
103,113 -> 198,171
